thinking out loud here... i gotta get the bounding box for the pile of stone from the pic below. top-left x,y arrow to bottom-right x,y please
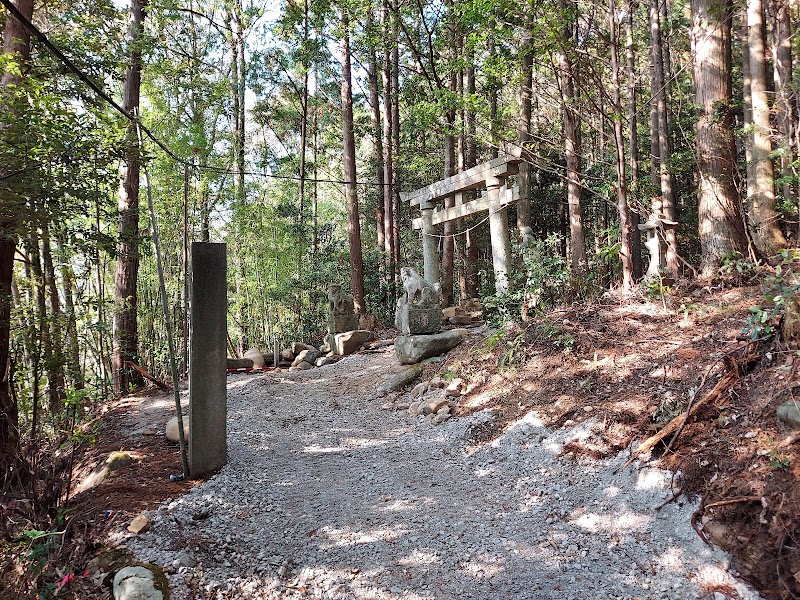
282,332 -> 374,372
397,376 -> 467,425
442,298 -> 483,325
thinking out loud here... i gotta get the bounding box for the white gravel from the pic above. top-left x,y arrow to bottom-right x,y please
124,347 -> 762,600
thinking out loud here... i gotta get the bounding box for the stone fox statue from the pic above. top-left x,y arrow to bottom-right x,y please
394,267 -> 443,335
328,284 -> 355,315
399,267 -> 441,307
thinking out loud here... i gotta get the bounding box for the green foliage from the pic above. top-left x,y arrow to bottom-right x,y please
534,317 -> 575,353
720,251 -> 757,282
742,250 -> 800,341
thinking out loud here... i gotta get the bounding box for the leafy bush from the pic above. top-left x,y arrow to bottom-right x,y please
741,250 -> 800,340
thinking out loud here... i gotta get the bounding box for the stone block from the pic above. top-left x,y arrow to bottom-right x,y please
292,342 -> 316,355
449,316 -> 472,325
423,397 -> 448,415
293,349 -> 321,366
166,414 -> 189,443
113,565 -> 167,600
189,242 -> 227,478
376,364 -> 423,394
243,349 -> 265,368
442,306 -> 462,319
445,378 -> 464,397
227,357 -> 254,369
394,331 -> 463,365
410,382 -> 429,399
330,314 -> 358,334
777,400 -> 800,429
334,330 -> 374,355
396,304 -> 443,335
127,513 -> 151,534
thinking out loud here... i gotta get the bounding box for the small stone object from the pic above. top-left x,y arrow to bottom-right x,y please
334,330 -> 374,356
410,382 -> 428,399
127,513 -> 151,534
165,414 -> 189,443
449,315 -> 472,325
292,342 -> 315,355
462,298 -> 483,319
243,349 -> 266,369
113,565 -> 166,600
445,378 -> 464,397
172,553 -> 196,569
423,397 -> 448,415
442,306 -> 462,319
408,401 -> 424,416
293,349 -> 321,366
376,365 -> 423,394
289,361 -> 314,371
315,356 -> 338,367
394,330 -> 463,365
429,377 -> 446,389
78,451 -> 136,493
777,400 -> 800,430
281,349 -> 295,361
227,357 -> 254,369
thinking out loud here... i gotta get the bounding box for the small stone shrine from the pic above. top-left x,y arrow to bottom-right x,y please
638,198 -> 678,280
327,284 -> 358,334
395,267 -> 443,335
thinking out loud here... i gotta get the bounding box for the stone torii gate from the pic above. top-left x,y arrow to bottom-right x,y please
401,152 -> 522,294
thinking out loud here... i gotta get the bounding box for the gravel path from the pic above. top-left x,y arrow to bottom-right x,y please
125,347 -> 761,600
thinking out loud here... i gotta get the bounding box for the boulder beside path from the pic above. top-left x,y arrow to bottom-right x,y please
394,330 -> 463,365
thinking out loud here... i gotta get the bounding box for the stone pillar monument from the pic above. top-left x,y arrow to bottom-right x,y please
189,242 -> 227,477
486,175 -> 512,294
638,198 -> 678,280
420,201 -> 440,287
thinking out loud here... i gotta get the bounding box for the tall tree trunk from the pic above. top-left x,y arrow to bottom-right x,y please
441,3 -> 457,306
391,0 -> 401,284
517,15 -> 534,237
692,0 -> 749,276
464,60 -> 478,298
55,230 -> 82,391
0,0 -> 33,466
626,0 -> 643,279
557,0 -> 588,277
747,0 -> 788,255
367,22 -> 386,254
382,0 -> 395,291
650,0 -> 680,276
340,6 -> 365,314
113,0 -> 146,396
488,35 -> 499,159
41,223 -> 65,415
741,17 -> 756,211
771,0 -> 794,209
610,0 -> 634,290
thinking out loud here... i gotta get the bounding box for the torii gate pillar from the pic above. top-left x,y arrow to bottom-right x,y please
421,201 -> 440,286
487,175 -> 512,294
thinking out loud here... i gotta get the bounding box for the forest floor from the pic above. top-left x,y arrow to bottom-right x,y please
3,283 -> 799,599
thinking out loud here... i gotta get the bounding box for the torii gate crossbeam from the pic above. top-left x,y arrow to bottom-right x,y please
401,152 -> 522,294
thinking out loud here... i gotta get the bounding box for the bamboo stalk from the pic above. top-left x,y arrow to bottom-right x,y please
139,124 -> 190,478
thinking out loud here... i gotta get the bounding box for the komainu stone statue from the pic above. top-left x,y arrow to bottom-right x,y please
395,267 -> 443,335
327,284 -> 358,334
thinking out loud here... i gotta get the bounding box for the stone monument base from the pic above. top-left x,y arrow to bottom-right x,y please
396,304 -> 443,335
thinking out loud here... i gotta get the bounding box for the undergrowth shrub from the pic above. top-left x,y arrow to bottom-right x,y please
481,234 -> 599,327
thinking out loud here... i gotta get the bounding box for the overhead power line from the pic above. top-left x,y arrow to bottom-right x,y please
0,0 -> 392,188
